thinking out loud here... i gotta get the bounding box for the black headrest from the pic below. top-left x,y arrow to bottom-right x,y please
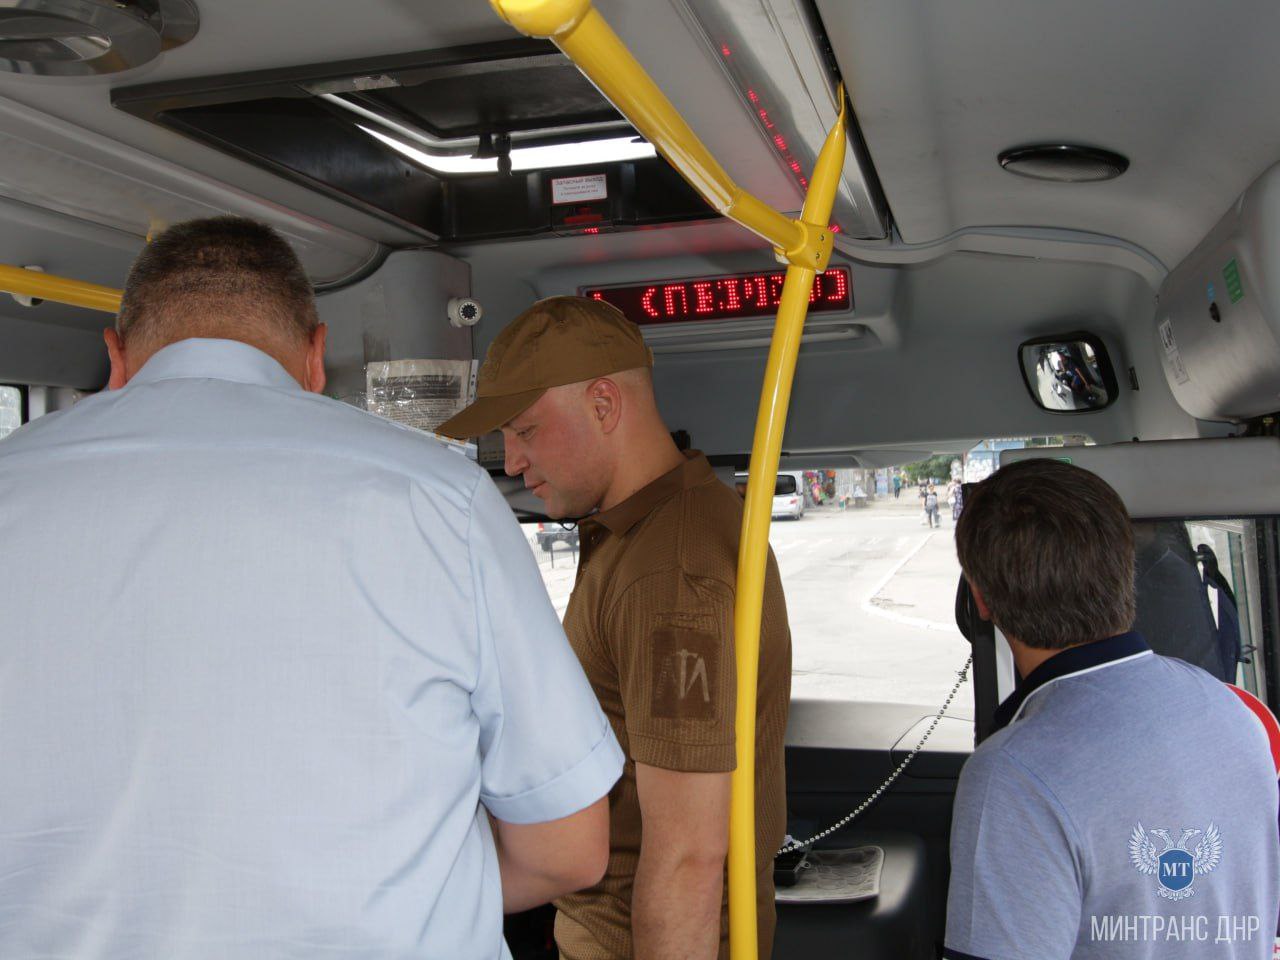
955,575 -> 982,645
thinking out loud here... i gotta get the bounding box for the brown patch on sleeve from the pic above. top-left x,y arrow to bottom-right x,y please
650,624 -> 719,721
609,573 -> 738,771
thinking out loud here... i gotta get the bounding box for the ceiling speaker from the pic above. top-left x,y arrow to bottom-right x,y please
998,144 -> 1129,183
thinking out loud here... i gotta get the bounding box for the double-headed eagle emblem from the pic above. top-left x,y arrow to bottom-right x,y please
1129,823 -> 1222,901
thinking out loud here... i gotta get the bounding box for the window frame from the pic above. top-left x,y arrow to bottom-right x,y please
0,383 -> 27,439
975,512 -> 1280,739
1253,518 -> 1280,710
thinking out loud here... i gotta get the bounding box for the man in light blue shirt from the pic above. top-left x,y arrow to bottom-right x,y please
0,217 -> 623,959
946,459 -> 1279,960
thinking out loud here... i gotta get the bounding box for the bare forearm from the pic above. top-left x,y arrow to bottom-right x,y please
632,849 -> 724,960
488,803 -> 609,914
492,839 -> 577,913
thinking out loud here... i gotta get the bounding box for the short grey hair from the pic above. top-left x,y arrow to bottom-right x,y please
955,458 -> 1136,649
117,216 -> 317,348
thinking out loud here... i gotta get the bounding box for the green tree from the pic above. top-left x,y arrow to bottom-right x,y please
902,454 -> 956,484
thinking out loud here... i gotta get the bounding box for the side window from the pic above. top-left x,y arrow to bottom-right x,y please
0,385 -> 23,441
521,520 -> 578,619
1134,518 -> 1267,696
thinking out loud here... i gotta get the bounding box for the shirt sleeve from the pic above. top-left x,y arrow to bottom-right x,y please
944,744 -> 1083,960
604,567 -> 737,772
466,471 -> 624,824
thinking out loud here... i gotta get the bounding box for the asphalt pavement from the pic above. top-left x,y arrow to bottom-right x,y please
524,490 -> 974,716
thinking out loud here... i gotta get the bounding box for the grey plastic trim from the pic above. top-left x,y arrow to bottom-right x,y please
650,325 -> 864,353
787,698 -> 972,752
837,224 -> 1167,290
673,0 -> 889,239
1000,437 -> 1280,519
0,92 -> 384,285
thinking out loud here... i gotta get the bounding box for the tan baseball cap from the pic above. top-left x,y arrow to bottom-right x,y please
437,295 -> 653,440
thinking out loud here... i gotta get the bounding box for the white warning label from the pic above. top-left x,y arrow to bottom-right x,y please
1158,318 -> 1191,385
551,174 -> 608,205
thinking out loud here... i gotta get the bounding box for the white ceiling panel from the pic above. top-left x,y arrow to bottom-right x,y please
819,0 -> 1280,269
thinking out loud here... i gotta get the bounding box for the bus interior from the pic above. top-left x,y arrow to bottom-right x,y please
4,1 -> 1280,957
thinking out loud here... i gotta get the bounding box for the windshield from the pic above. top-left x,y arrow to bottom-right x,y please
522,438 -> 1088,712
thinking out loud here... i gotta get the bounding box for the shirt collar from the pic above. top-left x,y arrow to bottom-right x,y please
993,631 -> 1152,731
128,338 -> 301,392
587,451 -> 714,537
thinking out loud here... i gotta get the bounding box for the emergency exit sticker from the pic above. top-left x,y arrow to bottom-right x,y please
1223,259 -> 1245,303
551,174 -> 608,205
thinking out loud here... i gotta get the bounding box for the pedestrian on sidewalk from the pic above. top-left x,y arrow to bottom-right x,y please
925,483 -> 941,528
947,478 -> 964,523
893,474 -> 902,499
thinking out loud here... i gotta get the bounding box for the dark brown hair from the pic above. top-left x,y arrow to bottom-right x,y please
117,216 -> 317,349
955,457 -> 1135,649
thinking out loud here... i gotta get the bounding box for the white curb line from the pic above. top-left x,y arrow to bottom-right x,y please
860,532 -> 959,633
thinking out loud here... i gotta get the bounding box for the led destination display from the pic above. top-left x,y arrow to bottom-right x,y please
583,267 -> 851,325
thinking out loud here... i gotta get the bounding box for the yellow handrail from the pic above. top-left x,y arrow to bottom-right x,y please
0,264 -> 122,314
728,102 -> 844,959
489,2 -> 847,957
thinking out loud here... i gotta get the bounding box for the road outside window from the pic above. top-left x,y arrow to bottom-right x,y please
522,485 -> 970,710
522,439 -> 1082,710
0,386 -> 21,441
775,475 -> 970,709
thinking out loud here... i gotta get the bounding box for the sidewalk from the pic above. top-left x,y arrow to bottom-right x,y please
781,497 -> 971,706
866,525 -> 962,628
804,490 -> 945,521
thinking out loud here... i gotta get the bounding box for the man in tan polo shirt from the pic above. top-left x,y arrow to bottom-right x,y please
440,296 -> 791,960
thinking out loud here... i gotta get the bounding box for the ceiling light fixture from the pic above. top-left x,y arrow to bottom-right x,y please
508,136 -> 655,171
359,126 -> 498,174
326,92 -> 632,158
998,144 -> 1129,183
359,125 -> 656,176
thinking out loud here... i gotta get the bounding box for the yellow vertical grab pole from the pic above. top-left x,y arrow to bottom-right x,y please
728,105 -> 845,959
487,2 -> 847,957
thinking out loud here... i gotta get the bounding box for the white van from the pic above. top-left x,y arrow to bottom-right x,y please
737,471 -> 806,520
773,471 -> 806,520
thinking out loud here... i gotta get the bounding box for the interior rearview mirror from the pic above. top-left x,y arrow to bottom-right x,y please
1018,332 -> 1118,413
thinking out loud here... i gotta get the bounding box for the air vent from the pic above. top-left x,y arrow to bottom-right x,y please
0,0 -> 197,76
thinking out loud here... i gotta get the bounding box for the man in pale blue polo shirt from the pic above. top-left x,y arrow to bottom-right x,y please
0,217 -> 623,959
945,458 -> 1280,960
